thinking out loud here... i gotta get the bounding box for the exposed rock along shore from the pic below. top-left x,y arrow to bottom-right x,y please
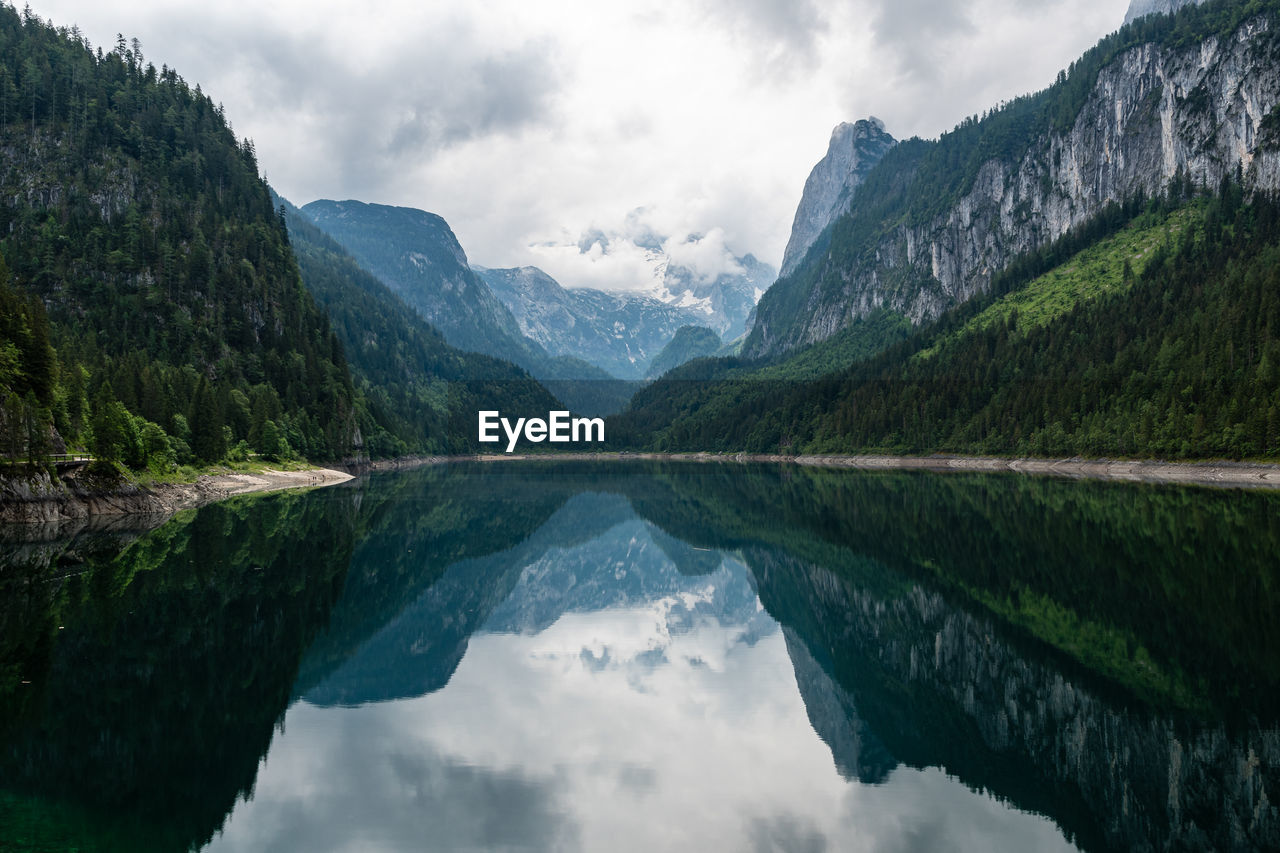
0,466 -> 353,525
4,448 -> 1275,527
466,451 -> 1280,488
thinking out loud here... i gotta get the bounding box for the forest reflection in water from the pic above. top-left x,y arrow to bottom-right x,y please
0,461 -> 1276,852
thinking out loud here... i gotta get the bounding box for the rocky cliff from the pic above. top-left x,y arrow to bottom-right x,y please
747,5 -> 1280,359
778,118 -> 897,278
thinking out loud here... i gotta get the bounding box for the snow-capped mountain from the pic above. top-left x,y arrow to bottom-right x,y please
535,218 -> 777,346
475,265 -> 704,380
647,248 -> 776,343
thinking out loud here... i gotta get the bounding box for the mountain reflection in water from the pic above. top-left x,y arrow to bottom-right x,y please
0,462 -> 1276,852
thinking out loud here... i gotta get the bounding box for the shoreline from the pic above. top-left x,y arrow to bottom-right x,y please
156,466 -> 355,505
7,447 -> 1277,526
0,465 -> 353,525
459,451 -> 1280,489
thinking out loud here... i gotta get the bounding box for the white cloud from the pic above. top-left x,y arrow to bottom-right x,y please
31,0 -> 1131,288
662,229 -> 745,284
528,210 -> 749,293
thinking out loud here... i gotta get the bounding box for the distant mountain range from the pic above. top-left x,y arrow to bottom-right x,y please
301,199 -> 768,392
299,199 -> 640,415
558,223 -> 776,343
474,265 -> 704,380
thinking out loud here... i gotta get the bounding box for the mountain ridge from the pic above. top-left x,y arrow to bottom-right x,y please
475,264 -> 703,380
300,199 -> 636,415
779,118 -> 897,278
745,0 -> 1280,361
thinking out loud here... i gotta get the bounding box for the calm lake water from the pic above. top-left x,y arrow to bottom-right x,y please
0,462 -> 1277,852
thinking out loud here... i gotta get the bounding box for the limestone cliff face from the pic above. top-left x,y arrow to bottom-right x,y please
779,118 -> 897,278
748,13 -> 1280,358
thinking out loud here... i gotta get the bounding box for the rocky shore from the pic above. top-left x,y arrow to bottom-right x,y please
469,451 -> 1280,489
0,466 -> 352,524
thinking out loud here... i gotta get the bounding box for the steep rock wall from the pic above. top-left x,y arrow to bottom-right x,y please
749,15 -> 1280,357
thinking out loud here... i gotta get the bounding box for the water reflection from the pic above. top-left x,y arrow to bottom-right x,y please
215,509 -> 1075,853
0,462 -> 1276,852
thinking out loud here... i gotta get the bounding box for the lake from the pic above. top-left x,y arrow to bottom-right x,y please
0,461 -> 1277,851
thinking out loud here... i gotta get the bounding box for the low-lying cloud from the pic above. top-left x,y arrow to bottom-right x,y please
530,208 -> 748,292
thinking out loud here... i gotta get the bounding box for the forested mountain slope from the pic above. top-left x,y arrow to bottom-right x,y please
746,0 -> 1280,361
281,201 -> 562,455
615,184 -> 1280,460
301,199 -> 634,415
0,6 -> 357,465
644,326 -> 722,380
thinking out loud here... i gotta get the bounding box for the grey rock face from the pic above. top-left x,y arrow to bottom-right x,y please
1125,0 -> 1207,24
779,118 -> 898,278
658,251 -> 776,342
749,16 -> 1280,358
475,266 -> 703,380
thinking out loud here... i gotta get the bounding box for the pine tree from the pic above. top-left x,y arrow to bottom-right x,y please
188,376 -> 225,463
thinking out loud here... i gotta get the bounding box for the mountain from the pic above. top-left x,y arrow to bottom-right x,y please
653,248 -> 776,342
0,7 -> 360,467
300,200 -> 534,362
567,222 -> 775,343
744,0 -> 1280,361
475,265 -> 703,380
300,199 -> 635,415
615,181 -> 1280,459
613,0 -> 1280,463
1125,0 -> 1208,23
644,325 -> 722,379
779,118 -> 897,278
279,197 -> 561,455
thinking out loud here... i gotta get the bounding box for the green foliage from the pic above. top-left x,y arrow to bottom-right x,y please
615,185 -> 1280,462
916,202 -> 1202,358
0,7 -> 357,465
746,0 -> 1280,356
756,309 -> 913,381
281,200 -> 568,454
645,325 -> 721,379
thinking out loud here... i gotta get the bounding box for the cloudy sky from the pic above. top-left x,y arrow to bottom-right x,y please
35,0 -> 1129,290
